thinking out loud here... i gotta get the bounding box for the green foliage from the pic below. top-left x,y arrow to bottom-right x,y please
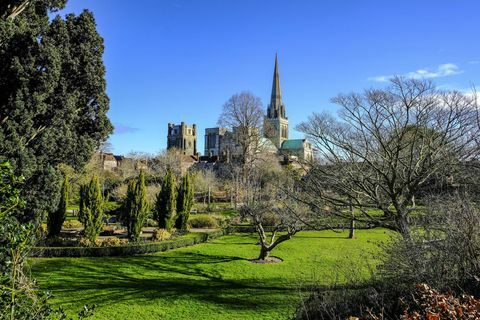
122,171 -> 148,241
154,169 -> 176,231
47,175 -> 68,238
0,161 -> 24,218
188,214 -> 218,229
79,175 -> 103,243
0,0 -> 112,222
175,173 -> 194,230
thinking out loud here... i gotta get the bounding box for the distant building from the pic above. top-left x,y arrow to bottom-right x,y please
204,127 -> 228,157
94,152 -> 148,172
280,139 -> 314,162
264,54 -> 289,150
168,54 -> 313,165
264,54 -> 312,163
167,122 -> 197,156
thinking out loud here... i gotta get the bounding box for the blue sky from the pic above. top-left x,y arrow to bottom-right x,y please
59,0 -> 480,155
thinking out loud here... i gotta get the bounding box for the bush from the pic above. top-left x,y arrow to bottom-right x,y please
63,220 -> 83,229
188,215 -> 218,229
378,194 -> 480,296
152,229 -> 171,241
97,237 -> 128,247
99,226 -> 117,236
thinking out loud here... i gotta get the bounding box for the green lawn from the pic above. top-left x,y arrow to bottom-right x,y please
31,229 -> 391,320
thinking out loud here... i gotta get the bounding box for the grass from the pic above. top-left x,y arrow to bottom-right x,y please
30,229 -> 391,320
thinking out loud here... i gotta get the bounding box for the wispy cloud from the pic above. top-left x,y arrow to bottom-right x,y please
369,63 -> 464,82
114,124 -> 140,134
468,60 -> 480,65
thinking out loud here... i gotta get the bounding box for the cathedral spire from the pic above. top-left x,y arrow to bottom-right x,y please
268,53 -> 286,119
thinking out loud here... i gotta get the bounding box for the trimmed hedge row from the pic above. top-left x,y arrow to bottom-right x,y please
32,230 -> 225,258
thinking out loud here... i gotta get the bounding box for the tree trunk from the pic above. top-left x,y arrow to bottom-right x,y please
258,246 -> 270,260
348,204 -> 355,239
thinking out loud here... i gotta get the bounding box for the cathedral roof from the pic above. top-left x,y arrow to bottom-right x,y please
270,53 -> 283,109
281,139 -> 305,150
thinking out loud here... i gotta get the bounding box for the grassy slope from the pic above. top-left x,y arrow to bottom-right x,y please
31,229 -> 390,320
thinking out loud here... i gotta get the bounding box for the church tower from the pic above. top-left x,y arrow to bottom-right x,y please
265,54 -> 289,149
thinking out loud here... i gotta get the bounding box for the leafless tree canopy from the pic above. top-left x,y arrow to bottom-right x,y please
296,77 -> 480,239
217,91 -> 270,165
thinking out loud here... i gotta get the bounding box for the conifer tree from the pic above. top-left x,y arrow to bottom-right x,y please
154,169 -> 176,231
0,2 -> 113,222
175,173 -> 194,231
47,175 -> 69,238
79,175 -> 103,243
122,171 -> 148,241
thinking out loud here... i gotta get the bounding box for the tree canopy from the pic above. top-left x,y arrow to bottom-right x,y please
0,0 -> 112,221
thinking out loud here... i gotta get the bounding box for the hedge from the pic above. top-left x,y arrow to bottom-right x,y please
32,230 -> 225,258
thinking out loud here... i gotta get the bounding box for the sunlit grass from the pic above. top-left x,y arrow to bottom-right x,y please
31,229 -> 390,320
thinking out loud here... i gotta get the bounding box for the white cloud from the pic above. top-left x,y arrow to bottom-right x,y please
369,63 -> 464,82
468,60 -> 480,65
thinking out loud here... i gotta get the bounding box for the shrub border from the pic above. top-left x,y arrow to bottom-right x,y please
31,230 -> 225,258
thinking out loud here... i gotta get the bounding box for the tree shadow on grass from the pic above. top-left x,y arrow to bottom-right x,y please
31,251 -> 298,313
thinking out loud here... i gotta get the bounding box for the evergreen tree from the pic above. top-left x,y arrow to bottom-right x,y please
0,1 -> 112,222
175,173 -> 194,231
122,171 -> 148,241
79,175 -> 103,243
47,175 -> 68,238
154,169 -> 176,231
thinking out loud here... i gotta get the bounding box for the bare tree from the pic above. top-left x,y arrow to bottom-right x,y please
239,154 -> 310,261
218,91 -> 272,166
296,77 -> 480,240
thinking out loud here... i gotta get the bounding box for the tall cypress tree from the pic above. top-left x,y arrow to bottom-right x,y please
154,169 -> 176,231
47,175 -> 68,238
79,174 -> 103,243
122,171 -> 148,241
175,173 -> 194,231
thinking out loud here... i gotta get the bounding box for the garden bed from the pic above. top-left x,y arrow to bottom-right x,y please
31,230 -> 225,258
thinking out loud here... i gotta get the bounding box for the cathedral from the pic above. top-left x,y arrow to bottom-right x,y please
263,54 -> 313,162
167,54 -> 313,163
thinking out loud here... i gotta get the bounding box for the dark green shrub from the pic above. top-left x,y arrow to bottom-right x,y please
154,169 -> 176,231
175,172 -> 194,231
122,171 -> 148,241
79,175 -> 104,243
47,175 -> 69,238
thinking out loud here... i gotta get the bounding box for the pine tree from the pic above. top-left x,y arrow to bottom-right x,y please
175,173 -> 194,231
122,171 -> 148,241
79,175 -> 103,243
47,175 -> 69,238
154,169 -> 176,231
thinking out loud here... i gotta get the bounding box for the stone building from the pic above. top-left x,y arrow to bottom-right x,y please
167,122 -> 197,156
204,127 -> 228,157
264,54 -> 313,163
280,139 -> 314,162
265,53 -> 289,150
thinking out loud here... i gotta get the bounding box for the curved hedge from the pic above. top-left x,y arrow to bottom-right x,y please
32,230 -> 225,258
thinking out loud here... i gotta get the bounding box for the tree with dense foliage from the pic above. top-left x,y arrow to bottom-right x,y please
0,0 -> 112,222
122,171 -> 148,241
154,169 -> 176,231
175,172 -> 194,231
47,175 -> 68,238
296,77 -> 480,240
79,175 -> 103,243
